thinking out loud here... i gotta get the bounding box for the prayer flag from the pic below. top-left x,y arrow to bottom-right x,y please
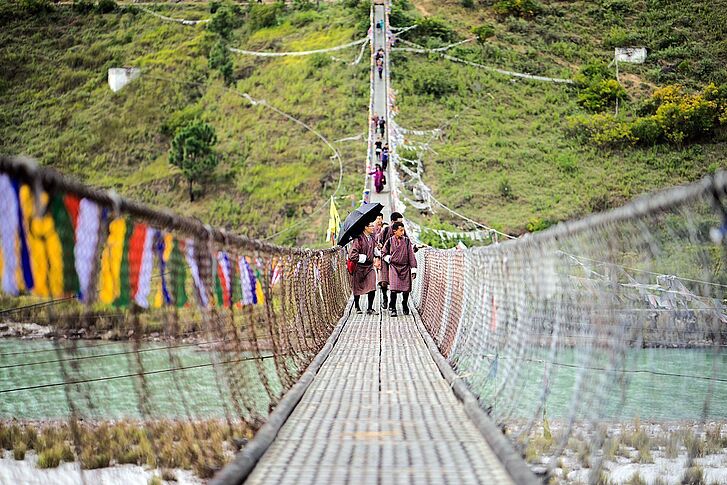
325,196 -> 341,246
75,198 -> 101,303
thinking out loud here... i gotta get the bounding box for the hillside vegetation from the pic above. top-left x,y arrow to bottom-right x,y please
389,0 -> 727,237
0,0 -> 369,245
1,0 -> 725,244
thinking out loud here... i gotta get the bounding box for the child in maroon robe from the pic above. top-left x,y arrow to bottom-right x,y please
382,221 -> 417,316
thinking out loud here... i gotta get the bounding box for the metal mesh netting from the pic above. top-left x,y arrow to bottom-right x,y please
412,173 -> 727,484
0,156 -> 350,481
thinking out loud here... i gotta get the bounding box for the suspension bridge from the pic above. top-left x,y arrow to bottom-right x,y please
0,2 -> 726,485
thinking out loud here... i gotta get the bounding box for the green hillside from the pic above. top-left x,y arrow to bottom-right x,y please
0,0 -> 369,245
1,0 -> 725,244
391,0 -> 727,236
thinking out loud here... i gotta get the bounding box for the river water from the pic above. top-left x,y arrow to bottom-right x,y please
0,338 -> 283,421
468,347 -> 727,421
2,340 -> 725,422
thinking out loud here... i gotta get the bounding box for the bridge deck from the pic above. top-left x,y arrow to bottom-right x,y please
369,3 -> 392,220
245,311 -> 514,484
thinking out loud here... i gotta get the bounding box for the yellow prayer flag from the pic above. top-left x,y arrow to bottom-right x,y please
325,197 -> 341,246
19,186 -> 64,298
99,218 -> 126,304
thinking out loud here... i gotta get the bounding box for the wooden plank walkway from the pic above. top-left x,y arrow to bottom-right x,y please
245,310 -> 515,484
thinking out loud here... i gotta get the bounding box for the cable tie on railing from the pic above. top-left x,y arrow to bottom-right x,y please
107,189 -> 122,219
450,371 -> 473,389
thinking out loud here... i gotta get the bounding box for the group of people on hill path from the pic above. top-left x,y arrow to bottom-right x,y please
370,114 -> 389,194
375,47 -> 385,80
349,212 -> 418,317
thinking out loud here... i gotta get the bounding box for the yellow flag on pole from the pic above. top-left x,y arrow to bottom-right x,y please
325,197 -> 341,246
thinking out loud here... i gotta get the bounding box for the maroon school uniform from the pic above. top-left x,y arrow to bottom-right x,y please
349,234 -> 377,296
383,235 -> 417,292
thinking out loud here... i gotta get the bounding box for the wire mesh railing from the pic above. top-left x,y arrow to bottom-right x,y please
413,171 -> 727,484
0,155 -> 350,480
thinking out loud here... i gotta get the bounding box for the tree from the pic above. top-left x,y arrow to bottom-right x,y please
472,24 -> 495,46
169,120 -> 218,202
209,40 -> 234,86
208,2 -> 241,39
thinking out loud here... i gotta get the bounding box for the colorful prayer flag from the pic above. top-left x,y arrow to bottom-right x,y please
74,198 -> 102,303
185,239 -> 208,308
99,218 -> 127,304
0,175 -> 19,296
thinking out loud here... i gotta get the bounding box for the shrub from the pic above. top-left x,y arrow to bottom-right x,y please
575,62 -> 612,87
567,113 -> 635,147
208,3 -> 242,38
578,79 -> 627,112
38,445 -> 64,469
406,65 -> 461,97
80,449 -> 111,469
629,116 -> 662,145
682,466 -> 705,485
290,10 -> 320,27
493,0 -> 542,18
72,0 -> 94,14
19,0 -> 54,14
653,89 -> 718,144
555,152 -> 578,174
498,176 -> 513,199
389,0 -> 414,27
603,26 -> 640,48
248,3 -> 283,31
472,24 -> 496,45
13,442 -> 27,460
162,104 -> 204,137
94,0 -> 117,14
527,217 -> 553,232
292,0 -> 315,10
209,40 -> 234,86
413,17 -> 457,42
309,53 -> 331,70
461,0 -> 475,8
602,0 -> 633,14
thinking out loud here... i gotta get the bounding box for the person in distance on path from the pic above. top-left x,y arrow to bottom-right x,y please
382,221 -> 417,317
369,164 -> 386,193
349,222 -> 380,315
378,116 -> 386,137
381,144 -> 389,170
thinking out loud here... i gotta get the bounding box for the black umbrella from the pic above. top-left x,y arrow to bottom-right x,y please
337,202 -> 383,246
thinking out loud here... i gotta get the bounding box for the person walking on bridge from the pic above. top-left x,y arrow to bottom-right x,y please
382,221 -> 417,317
377,211 -> 403,310
378,116 -> 386,137
381,144 -> 390,170
349,222 -> 380,315
369,164 -> 386,193
373,213 -> 384,241
376,58 -> 384,79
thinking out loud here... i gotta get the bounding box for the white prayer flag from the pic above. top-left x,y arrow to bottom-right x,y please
614,47 -> 647,64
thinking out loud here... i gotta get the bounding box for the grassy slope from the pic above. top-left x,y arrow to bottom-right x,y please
391,0 -> 727,235
0,2 -> 367,245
